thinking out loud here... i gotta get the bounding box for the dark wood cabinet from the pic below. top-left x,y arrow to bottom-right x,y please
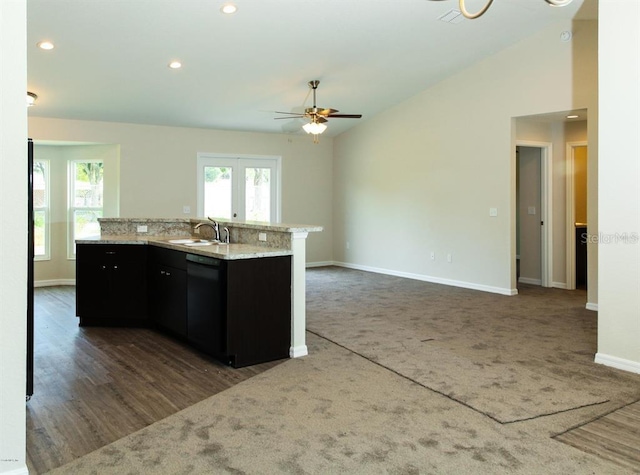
77,243 -> 291,367
225,256 -> 291,367
149,247 -> 187,338
76,244 -> 148,326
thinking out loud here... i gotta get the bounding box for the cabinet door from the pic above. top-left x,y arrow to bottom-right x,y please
150,263 -> 187,337
111,257 -> 148,320
76,244 -> 148,324
225,256 -> 291,367
76,257 -> 112,317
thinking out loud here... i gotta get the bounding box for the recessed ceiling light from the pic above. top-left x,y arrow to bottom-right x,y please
566,115 -> 579,119
37,41 -> 54,50
221,3 -> 237,14
168,61 -> 182,69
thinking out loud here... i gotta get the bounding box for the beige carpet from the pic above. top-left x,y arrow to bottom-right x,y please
47,334 -> 630,475
46,267 -> 640,474
306,268 -> 613,423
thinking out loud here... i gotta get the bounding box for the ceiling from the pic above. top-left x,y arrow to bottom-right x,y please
27,0 -> 597,138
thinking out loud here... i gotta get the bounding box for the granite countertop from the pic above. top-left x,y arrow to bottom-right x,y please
98,217 -> 323,234
76,235 -> 293,260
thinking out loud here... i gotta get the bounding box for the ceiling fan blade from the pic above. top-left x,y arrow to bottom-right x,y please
274,115 -> 304,120
317,108 -> 339,116
274,111 -> 304,115
327,114 -> 363,119
317,116 -> 328,124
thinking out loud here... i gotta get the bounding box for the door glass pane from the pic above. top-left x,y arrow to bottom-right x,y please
245,168 -> 271,222
204,166 -> 232,218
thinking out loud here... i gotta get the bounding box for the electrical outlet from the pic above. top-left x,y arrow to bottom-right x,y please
258,232 -> 267,242
447,253 -> 452,263
346,241 -> 350,250
136,225 -> 147,233
430,252 -> 435,260
183,205 -> 191,214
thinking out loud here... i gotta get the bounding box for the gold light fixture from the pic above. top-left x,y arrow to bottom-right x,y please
431,0 -> 574,19
27,92 -> 38,107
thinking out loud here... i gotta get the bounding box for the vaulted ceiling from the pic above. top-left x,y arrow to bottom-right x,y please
27,0 -> 597,137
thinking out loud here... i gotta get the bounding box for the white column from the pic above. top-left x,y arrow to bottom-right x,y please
0,0 -> 29,474
289,231 -> 309,357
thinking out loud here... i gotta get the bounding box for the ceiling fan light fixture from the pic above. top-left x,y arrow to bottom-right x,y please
302,121 -> 327,135
27,92 -> 38,107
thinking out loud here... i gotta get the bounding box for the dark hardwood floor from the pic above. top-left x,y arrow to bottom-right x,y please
555,400 -> 640,473
27,286 -> 284,474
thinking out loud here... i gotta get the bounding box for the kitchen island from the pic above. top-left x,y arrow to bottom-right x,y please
76,218 -> 322,367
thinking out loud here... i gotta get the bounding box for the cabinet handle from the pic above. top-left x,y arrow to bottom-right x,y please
113,265 -> 118,270
165,271 -> 171,276
101,265 -> 107,270
160,270 -> 166,275
106,251 -> 116,255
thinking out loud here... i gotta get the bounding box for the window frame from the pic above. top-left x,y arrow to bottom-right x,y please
196,153 -> 281,222
33,159 -> 50,261
67,159 -> 104,259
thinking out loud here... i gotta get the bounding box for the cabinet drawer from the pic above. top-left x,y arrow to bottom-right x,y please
77,243 -> 147,262
149,246 -> 187,270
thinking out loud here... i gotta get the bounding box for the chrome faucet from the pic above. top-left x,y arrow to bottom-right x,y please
207,217 -> 221,241
194,221 -> 220,241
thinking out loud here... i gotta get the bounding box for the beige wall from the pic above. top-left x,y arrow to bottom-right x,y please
28,119 -> 334,270
333,20 -> 597,295
33,143 -> 119,283
596,1 -> 640,371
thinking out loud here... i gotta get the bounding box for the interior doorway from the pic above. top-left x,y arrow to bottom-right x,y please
566,143 -> 588,290
515,142 -> 553,289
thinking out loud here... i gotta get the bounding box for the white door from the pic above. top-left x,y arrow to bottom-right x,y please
197,154 -> 281,222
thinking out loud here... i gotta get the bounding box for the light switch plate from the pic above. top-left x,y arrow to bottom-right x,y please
136,225 -> 148,233
528,206 -> 536,215
489,208 -> 498,217
183,205 -> 191,214
258,232 -> 267,242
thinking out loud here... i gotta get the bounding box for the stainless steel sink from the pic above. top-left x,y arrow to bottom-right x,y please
167,239 -> 216,246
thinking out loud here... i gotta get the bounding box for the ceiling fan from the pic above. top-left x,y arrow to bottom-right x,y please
274,80 -> 362,143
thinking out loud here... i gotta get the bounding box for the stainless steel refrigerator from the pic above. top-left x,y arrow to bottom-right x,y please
27,138 -> 34,399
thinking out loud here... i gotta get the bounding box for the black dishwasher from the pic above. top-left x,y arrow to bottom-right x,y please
186,253 -> 225,359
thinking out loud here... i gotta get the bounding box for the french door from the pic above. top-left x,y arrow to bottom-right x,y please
197,154 -> 281,222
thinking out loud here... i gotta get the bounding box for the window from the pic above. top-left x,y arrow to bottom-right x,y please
69,160 -> 104,257
197,155 -> 280,222
33,160 -> 50,260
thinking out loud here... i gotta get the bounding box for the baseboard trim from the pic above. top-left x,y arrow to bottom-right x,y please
595,353 -> 640,374
306,261 -> 334,268
586,302 -> 598,311
333,261 -> 516,296
518,277 -> 541,286
34,279 -> 76,288
289,345 -> 308,358
552,281 -> 568,289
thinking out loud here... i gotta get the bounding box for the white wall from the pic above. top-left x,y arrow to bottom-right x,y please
28,119 -> 334,265
333,19 -> 597,295
596,1 -> 640,373
0,1 -> 28,473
